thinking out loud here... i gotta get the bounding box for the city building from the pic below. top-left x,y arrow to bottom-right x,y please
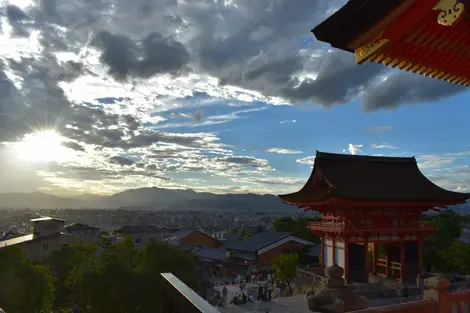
0,217 -> 81,260
224,232 -> 315,272
166,228 -> 221,251
279,151 -> 470,283
64,223 -> 101,242
115,225 -> 166,247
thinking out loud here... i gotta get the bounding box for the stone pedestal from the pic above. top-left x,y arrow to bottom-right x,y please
307,263 -> 368,313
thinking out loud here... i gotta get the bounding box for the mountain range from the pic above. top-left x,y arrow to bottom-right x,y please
0,187 -> 296,211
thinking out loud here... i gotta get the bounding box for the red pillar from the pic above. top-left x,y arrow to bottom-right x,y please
332,237 -> 336,265
344,239 -> 349,282
418,236 -> 423,279
400,239 -> 406,282
372,243 -> 377,274
364,240 -> 369,282
320,237 -> 325,275
385,244 -> 390,278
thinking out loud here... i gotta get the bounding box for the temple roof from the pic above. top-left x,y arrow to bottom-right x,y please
279,151 -> 470,205
312,0 -> 404,52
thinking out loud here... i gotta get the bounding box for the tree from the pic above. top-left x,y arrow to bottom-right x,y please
0,245 -> 56,313
272,253 -> 298,293
43,242 -> 97,303
68,239 -> 197,313
243,232 -> 254,239
273,217 -> 320,243
422,210 -> 463,272
447,241 -> 470,274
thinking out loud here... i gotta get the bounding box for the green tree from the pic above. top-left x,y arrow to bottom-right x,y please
69,239 -> 197,313
422,210 -> 463,272
243,232 -> 254,239
0,245 -> 56,313
447,240 -> 470,274
273,217 -> 320,243
43,242 -> 97,303
272,253 -> 298,293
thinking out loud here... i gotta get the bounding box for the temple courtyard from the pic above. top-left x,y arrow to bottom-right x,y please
215,284 -> 414,313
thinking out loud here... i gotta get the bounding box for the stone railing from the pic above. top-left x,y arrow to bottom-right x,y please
160,273 -> 221,313
349,277 -> 470,313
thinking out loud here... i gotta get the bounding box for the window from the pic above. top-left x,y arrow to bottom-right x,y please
43,243 -> 49,250
135,238 -> 142,244
62,244 -> 69,249
150,238 -> 155,242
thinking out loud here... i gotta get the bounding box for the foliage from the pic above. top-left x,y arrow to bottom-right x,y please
43,242 -> 97,303
243,232 -> 254,239
0,245 -> 56,313
68,238 -> 197,313
422,210 -> 464,272
273,217 -> 320,244
272,253 -> 298,293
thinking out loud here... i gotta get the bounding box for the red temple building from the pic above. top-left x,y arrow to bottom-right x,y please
312,0 -> 470,86
279,151 -> 469,283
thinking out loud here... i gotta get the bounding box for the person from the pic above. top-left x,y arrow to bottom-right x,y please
242,293 -> 247,303
268,281 -> 273,301
248,293 -> 255,303
258,283 -> 263,301
396,285 -> 402,302
402,284 -> 409,301
222,285 -> 228,304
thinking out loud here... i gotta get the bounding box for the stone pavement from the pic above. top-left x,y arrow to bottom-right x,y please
214,284 -> 420,313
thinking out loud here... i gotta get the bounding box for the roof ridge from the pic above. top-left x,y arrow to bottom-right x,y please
316,150 -> 416,163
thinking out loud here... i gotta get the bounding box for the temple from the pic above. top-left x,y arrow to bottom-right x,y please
279,151 -> 469,283
312,0 -> 470,86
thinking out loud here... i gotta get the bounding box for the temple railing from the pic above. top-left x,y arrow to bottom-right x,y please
351,278 -> 470,313
160,273 -> 221,313
308,221 -> 434,233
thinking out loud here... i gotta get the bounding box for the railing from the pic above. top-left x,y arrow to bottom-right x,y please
308,221 -> 434,233
160,273 -> 221,313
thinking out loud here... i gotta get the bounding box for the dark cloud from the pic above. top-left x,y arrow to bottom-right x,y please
109,156 -> 135,166
62,141 -> 85,152
91,31 -> 190,81
362,71 -> 467,112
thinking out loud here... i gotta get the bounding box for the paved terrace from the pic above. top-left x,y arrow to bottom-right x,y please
214,283 -> 415,313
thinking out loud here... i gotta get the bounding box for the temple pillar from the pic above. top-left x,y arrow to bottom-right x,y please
418,236 -> 423,279
364,240 -> 369,282
385,244 -> 390,278
400,239 -> 405,282
372,243 -> 377,274
320,237 -> 325,275
332,237 -> 336,265
344,240 -> 349,282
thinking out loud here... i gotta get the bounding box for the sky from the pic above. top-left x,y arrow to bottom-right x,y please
0,0 -> 469,196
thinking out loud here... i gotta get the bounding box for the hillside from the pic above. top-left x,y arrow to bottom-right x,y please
0,187 -> 296,211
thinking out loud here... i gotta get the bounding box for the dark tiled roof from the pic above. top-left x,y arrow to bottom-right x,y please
225,232 -> 291,252
116,225 -> 162,234
279,151 -> 470,204
65,223 -> 100,231
312,0 -> 404,52
167,228 -> 196,242
193,247 -> 228,261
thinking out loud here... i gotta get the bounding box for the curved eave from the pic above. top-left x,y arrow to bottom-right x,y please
281,197 -> 469,210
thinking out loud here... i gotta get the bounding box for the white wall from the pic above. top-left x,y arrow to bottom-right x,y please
325,239 -> 333,267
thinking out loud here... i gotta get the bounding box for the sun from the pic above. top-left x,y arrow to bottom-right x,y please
14,130 -> 76,163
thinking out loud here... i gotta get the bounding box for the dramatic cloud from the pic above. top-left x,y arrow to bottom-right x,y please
266,148 -> 302,155
0,0 -> 468,195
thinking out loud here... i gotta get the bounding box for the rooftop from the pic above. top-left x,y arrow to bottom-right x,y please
225,232 -> 292,252
279,151 -> 470,205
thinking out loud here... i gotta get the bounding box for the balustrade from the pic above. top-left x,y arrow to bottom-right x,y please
159,273 -> 221,313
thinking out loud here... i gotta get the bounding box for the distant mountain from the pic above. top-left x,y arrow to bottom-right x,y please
0,187 -> 296,211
